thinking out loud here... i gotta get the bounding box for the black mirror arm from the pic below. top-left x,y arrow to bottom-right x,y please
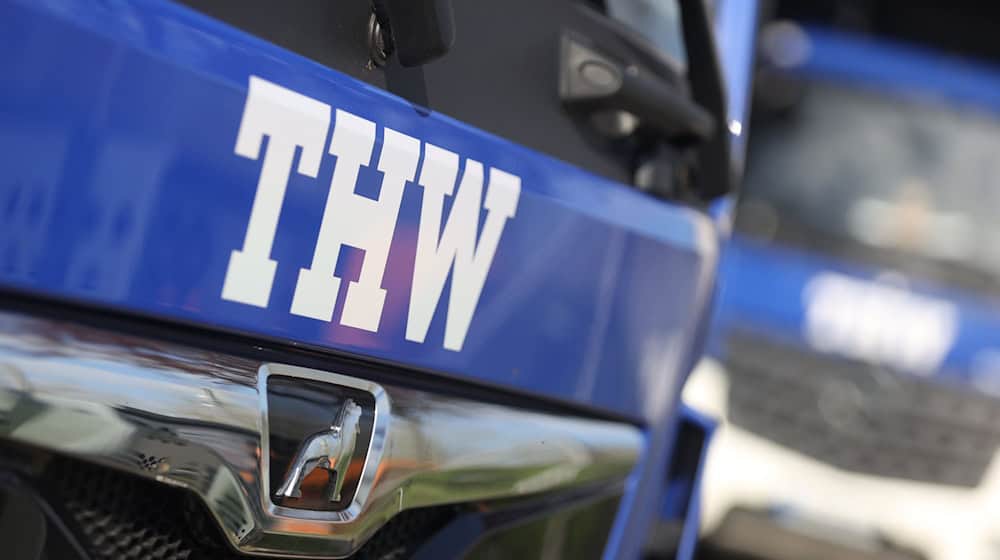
373,0 -> 455,67
679,0 -> 732,200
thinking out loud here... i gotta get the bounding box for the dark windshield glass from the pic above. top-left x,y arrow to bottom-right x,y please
737,78 -> 1000,296
606,0 -> 687,67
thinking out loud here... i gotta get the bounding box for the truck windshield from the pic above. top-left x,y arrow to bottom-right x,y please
736,78 -> 1000,296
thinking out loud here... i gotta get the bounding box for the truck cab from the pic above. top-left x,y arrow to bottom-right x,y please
691,20 -> 1000,560
0,0 -> 757,558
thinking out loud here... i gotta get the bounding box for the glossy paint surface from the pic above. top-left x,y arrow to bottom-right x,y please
704,0 -> 759,239
666,404 -> 716,560
714,0 -> 759,179
0,1 -> 741,556
798,26 -> 1000,114
0,0 -> 717,420
715,236 -> 1000,388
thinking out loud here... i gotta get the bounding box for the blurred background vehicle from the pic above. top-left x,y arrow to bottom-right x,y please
687,2 -> 1000,560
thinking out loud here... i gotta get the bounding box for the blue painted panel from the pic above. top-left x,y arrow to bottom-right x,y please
715,0 -> 759,177
715,236 -> 1000,390
792,26 -> 1000,116
661,404 -> 715,560
0,0 -> 719,425
0,3 -> 758,556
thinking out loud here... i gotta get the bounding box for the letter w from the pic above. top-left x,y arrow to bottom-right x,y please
406,144 -> 521,351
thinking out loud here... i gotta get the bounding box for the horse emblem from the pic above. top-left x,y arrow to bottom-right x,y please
275,399 -> 363,503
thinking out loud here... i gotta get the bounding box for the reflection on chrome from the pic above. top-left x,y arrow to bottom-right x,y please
0,312 -> 642,558
273,398 -> 364,503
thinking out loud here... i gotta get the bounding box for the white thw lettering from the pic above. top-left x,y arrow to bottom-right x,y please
222,76 -> 521,351
290,111 -> 420,329
222,77 -> 330,308
406,143 -> 521,351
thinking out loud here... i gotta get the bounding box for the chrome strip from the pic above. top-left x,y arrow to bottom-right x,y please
0,312 -> 642,558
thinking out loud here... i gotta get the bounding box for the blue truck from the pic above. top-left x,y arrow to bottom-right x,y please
0,0 -> 757,558
690,22 -> 1000,560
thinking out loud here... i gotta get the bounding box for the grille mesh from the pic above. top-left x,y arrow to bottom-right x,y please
352,506 -> 455,560
39,456 -> 454,560
724,332 -> 1000,487
46,458 -> 236,560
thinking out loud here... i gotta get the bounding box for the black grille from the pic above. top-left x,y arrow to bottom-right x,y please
352,507 -> 455,560
30,454 -> 455,560
724,332 -> 1000,487
46,457 -> 231,560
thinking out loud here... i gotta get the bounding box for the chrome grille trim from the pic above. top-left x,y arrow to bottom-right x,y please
0,311 -> 642,558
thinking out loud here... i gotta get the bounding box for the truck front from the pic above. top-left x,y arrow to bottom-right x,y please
0,1 -> 757,558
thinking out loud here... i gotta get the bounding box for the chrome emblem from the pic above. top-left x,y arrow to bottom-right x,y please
275,399 -> 363,503
260,364 -> 389,516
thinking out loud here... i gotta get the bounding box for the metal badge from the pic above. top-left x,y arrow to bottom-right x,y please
274,399 -> 363,503
259,364 -> 390,518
